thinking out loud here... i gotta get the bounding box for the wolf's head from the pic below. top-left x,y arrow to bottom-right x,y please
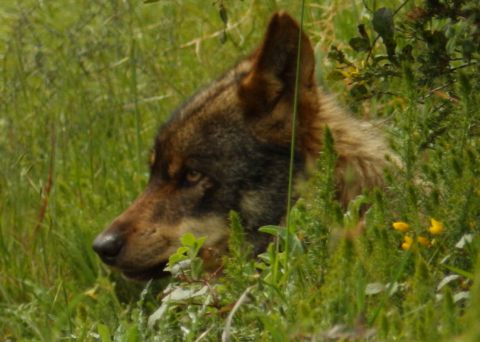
92,12 -> 321,280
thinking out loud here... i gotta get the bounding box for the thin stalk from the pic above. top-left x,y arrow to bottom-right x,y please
283,0 -> 306,283
127,0 -> 142,171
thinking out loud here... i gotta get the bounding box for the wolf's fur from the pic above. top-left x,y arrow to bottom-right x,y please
93,12 -> 394,280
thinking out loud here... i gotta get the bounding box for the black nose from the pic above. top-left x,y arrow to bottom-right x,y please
92,231 -> 124,265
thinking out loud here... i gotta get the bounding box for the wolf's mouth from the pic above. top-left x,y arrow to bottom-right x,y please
121,261 -> 169,281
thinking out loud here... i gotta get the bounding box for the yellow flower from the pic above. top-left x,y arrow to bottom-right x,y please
417,236 -> 431,247
392,221 -> 410,233
401,235 -> 413,250
428,218 -> 444,235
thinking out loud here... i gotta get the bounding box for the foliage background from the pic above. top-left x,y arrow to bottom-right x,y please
1,0 -> 479,340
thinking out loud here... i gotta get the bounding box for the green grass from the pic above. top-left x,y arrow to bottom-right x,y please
1,0 -> 480,340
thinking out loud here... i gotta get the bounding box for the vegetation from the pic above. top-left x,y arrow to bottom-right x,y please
1,0 -> 479,340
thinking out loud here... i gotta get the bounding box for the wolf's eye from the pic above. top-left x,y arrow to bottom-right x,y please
185,169 -> 203,185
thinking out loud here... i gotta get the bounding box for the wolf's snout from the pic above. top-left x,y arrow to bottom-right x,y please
92,231 -> 124,265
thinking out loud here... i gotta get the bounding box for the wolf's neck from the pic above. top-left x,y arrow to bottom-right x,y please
305,90 -> 396,206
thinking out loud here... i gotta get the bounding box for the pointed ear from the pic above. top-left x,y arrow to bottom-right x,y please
239,12 -> 315,112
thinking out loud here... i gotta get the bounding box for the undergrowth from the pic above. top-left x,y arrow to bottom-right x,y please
1,0 -> 479,341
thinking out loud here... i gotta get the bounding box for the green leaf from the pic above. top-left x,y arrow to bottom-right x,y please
437,274 -> 460,291
350,84 -> 368,99
442,264 -> 474,280
181,232 -> 196,247
372,7 -> 396,59
219,30 -> 227,44
349,37 -> 370,52
399,44 -> 414,62
125,325 -> 139,342
193,236 -> 206,255
328,45 -> 350,65
259,225 -> 285,237
228,210 -> 251,259
373,8 -> 394,40
365,282 -> 385,295
462,40 -> 475,61
97,323 -> 112,342
191,258 -> 204,279
219,4 -> 228,25
327,70 -> 345,81
358,24 -> 369,40
167,246 -> 189,267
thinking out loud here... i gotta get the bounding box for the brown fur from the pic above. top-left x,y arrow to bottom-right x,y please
92,12 -> 396,280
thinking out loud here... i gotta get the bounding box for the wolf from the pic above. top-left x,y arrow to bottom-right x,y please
93,12 -> 394,280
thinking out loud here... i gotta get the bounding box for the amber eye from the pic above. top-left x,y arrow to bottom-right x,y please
185,169 -> 203,184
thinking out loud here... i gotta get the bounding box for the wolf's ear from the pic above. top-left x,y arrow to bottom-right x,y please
239,12 -> 315,112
